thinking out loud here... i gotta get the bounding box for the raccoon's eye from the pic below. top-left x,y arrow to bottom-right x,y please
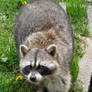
22,65 -> 32,75
37,66 -> 52,76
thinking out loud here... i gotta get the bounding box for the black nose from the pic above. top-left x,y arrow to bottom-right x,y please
30,76 -> 36,82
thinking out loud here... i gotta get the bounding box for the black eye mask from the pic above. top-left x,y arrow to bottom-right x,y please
22,65 -> 32,75
22,65 -> 53,76
37,66 -> 52,76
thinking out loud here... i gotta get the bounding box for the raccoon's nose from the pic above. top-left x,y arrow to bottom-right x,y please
30,76 -> 36,82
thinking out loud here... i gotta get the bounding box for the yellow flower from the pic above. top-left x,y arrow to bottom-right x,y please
16,75 -> 23,80
22,1 -> 27,5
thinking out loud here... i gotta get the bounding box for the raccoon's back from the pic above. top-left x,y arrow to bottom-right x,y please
14,0 -> 73,50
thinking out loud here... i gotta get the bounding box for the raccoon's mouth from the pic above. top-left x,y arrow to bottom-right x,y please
22,75 -> 42,84
26,79 -> 43,85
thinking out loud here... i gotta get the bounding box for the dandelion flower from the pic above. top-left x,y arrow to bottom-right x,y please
16,75 -> 23,80
22,1 -> 27,5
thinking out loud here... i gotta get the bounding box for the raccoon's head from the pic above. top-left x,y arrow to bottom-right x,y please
19,44 -> 58,84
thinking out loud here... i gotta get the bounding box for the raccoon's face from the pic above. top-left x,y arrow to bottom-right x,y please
19,44 -> 58,84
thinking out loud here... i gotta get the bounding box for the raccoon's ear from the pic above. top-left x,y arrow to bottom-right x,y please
19,45 -> 29,58
47,44 -> 56,57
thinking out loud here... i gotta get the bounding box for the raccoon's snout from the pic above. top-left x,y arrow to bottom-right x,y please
30,72 -> 36,82
30,76 -> 36,82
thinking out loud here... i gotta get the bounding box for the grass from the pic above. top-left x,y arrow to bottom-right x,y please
65,0 -> 89,91
0,0 -> 89,92
66,0 -> 88,81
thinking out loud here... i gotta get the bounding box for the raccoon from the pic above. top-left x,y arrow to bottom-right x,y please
14,0 -> 74,92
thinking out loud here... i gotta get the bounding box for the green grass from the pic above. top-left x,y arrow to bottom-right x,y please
65,0 -> 89,91
66,0 -> 88,81
0,0 -> 89,92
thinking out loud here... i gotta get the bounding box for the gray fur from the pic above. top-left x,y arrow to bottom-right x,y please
14,0 -> 74,92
